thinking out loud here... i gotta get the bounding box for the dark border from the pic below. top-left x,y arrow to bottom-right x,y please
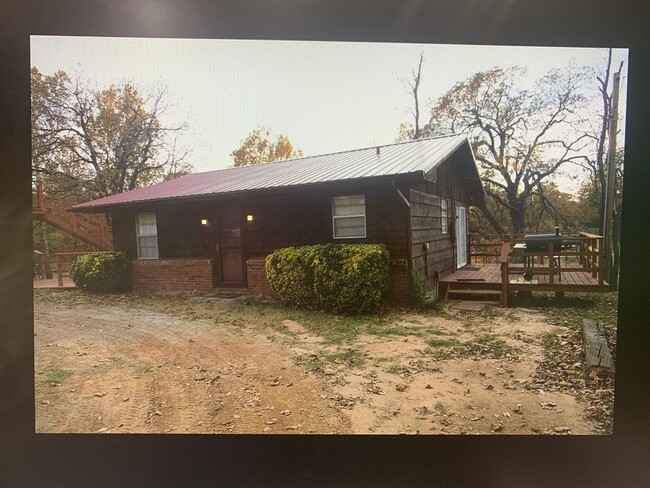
1,1 -> 649,486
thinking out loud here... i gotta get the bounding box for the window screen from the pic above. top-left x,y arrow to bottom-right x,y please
136,212 -> 159,259
441,199 -> 448,234
333,195 -> 366,238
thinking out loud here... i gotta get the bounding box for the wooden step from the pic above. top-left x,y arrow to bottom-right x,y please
446,288 -> 501,302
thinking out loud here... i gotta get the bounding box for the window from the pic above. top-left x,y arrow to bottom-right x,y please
332,195 -> 366,239
441,199 -> 448,234
135,212 -> 159,259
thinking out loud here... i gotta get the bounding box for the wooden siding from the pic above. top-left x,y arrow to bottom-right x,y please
409,188 -> 454,287
409,153 -> 477,289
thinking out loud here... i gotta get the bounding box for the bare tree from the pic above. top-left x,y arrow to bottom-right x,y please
423,65 -> 592,234
397,53 -> 425,142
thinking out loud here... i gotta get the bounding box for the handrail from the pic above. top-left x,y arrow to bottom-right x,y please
32,182 -> 113,251
500,241 -> 510,307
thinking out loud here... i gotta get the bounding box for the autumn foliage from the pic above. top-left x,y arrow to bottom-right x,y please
230,127 -> 303,167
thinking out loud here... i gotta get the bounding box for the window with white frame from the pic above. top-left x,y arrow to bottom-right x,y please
135,212 -> 159,259
441,199 -> 448,234
332,195 -> 366,239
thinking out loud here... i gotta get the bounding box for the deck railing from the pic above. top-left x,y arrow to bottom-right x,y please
470,234 -> 524,266
33,182 -> 113,251
497,233 -> 605,304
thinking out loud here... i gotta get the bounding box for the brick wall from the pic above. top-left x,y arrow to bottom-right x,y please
387,258 -> 411,306
131,259 -> 213,293
246,256 -> 411,306
246,258 -> 277,297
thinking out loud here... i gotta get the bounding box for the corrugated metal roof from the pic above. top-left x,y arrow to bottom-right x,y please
72,135 -> 471,211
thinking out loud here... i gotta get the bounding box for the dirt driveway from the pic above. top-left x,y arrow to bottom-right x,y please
34,290 -> 606,435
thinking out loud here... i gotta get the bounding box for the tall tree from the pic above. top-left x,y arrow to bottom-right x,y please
31,67 -> 191,203
230,127 -> 303,167
397,53 -> 425,142
422,65 -> 591,234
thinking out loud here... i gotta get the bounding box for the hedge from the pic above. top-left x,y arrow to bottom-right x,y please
69,252 -> 130,292
265,244 -> 390,314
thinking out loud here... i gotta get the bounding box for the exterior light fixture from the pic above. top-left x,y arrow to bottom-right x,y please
246,214 -> 254,222
201,218 -> 209,226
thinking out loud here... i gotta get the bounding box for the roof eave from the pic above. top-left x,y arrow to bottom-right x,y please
69,172 -> 426,213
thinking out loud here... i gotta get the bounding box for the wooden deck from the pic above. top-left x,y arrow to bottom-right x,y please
441,264 -> 609,297
445,233 -> 610,305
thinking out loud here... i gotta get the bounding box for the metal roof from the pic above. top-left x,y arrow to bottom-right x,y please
72,135 -> 475,211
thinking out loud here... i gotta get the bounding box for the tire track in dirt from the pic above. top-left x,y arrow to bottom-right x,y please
35,303 -> 349,434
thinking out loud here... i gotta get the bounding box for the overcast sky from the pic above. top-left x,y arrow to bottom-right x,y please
30,36 -> 628,191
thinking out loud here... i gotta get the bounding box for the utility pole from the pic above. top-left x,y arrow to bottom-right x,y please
603,65 -> 622,290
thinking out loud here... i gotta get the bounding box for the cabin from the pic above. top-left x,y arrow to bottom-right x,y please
72,135 -> 484,305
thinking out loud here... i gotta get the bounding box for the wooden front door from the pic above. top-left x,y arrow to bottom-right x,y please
213,208 -> 245,286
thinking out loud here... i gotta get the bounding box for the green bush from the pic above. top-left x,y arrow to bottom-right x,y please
265,244 -> 390,314
411,270 -> 428,306
69,252 -> 130,292
265,246 -> 319,308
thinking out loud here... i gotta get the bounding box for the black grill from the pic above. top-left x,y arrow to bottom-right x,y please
524,228 -> 562,252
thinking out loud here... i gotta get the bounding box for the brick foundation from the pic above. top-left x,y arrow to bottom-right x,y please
131,258 -> 213,293
246,258 -> 277,297
246,257 -> 411,306
387,258 -> 411,306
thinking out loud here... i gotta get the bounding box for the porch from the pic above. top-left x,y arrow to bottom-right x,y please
441,233 -> 609,306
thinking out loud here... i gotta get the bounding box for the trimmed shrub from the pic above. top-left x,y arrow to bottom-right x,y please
265,244 -> 390,314
69,252 -> 130,292
265,246 -> 319,308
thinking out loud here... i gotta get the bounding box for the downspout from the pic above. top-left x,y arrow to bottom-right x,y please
392,179 -> 413,305
393,183 -> 411,209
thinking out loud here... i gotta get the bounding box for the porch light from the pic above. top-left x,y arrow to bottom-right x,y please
246,214 -> 254,222
201,218 -> 209,226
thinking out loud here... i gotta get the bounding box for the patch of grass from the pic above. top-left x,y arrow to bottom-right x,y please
386,364 -> 411,376
425,334 -> 515,360
324,349 -> 366,367
434,402 -> 446,414
92,356 -> 125,374
296,349 -> 366,371
427,338 -> 462,348
418,300 -> 444,312
416,406 -> 433,416
135,364 -> 154,375
419,325 -> 447,336
365,322 -> 422,337
42,369 -> 73,384
520,291 -> 618,331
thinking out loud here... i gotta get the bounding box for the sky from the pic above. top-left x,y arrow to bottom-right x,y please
30,36 -> 628,192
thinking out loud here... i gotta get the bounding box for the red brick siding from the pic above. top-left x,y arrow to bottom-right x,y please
246,258 -> 277,297
131,259 -> 213,293
246,257 -> 410,307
